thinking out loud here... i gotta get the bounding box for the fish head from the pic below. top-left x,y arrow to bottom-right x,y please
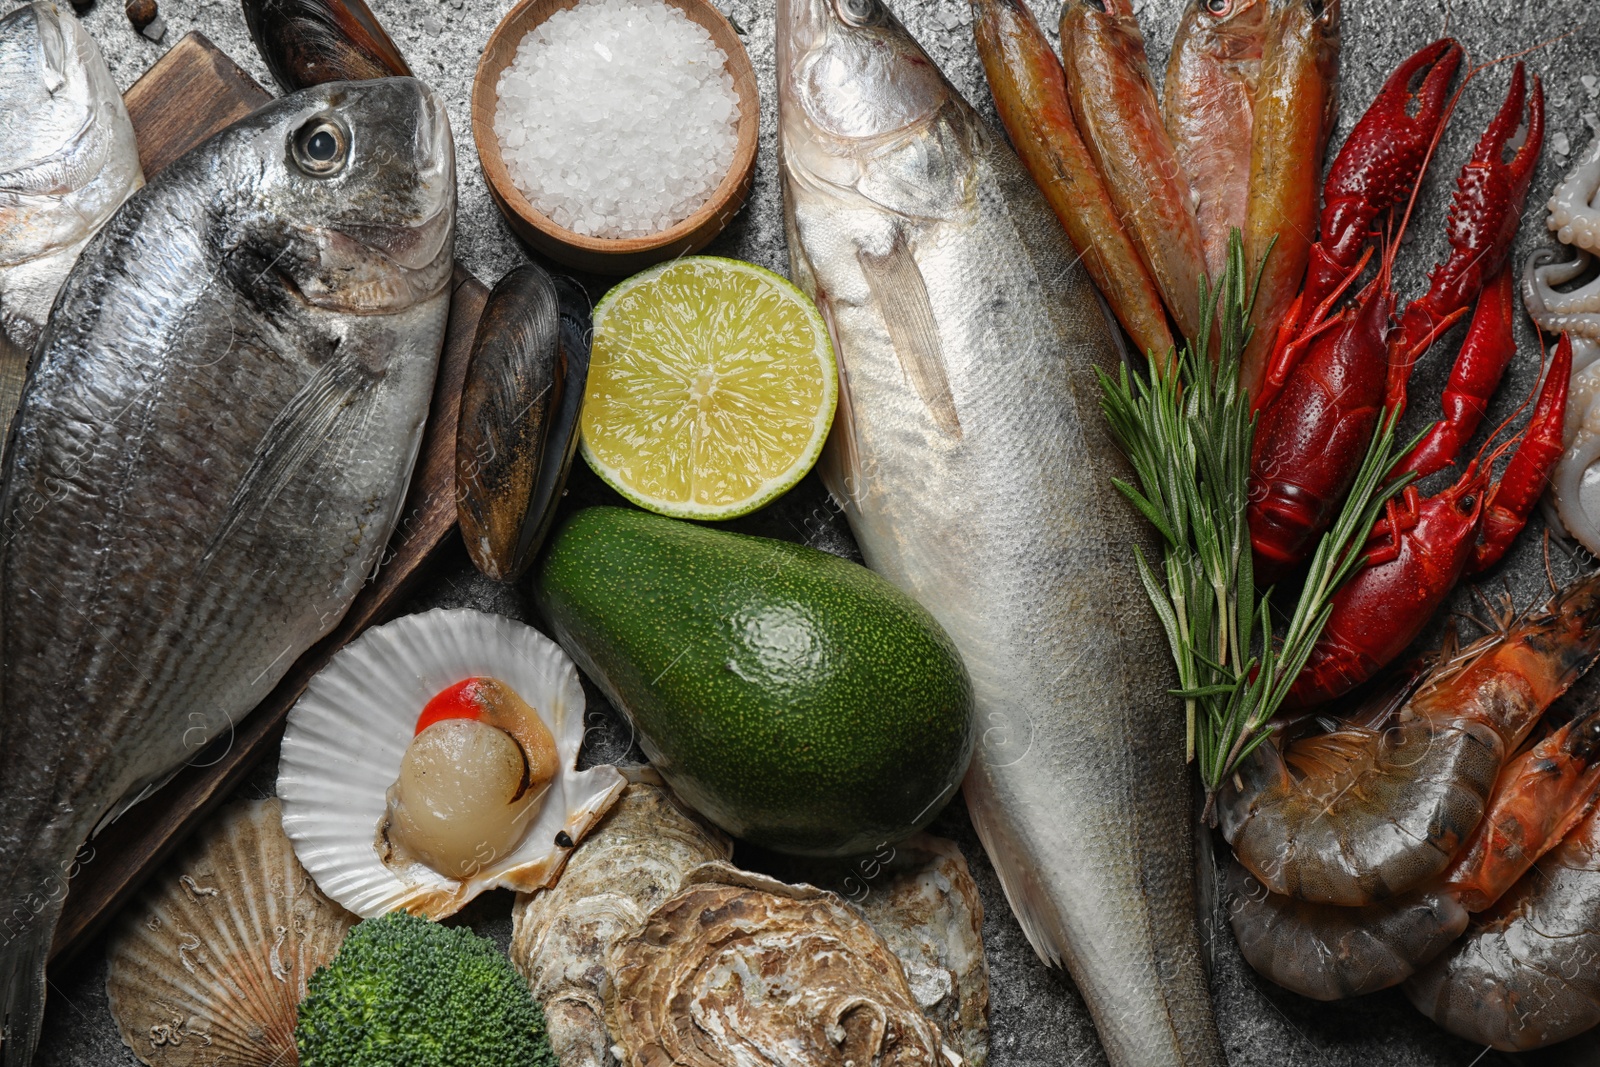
776,0 -> 977,220
1184,0 -> 1269,58
777,0 -> 950,145
240,77 -> 456,316
1059,0 -> 1161,87
0,2 -> 128,266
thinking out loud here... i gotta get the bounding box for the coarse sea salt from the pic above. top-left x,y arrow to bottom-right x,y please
493,0 -> 741,240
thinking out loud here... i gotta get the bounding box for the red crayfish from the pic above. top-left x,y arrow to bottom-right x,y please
1241,38 -> 1566,707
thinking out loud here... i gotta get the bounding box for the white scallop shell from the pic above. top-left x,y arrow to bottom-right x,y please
105,797 -> 356,1067
278,607 -> 626,919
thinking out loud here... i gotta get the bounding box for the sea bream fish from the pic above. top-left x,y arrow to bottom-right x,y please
776,2 -> 1225,1065
0,1 -> 142,446
0,77 -> 454,1065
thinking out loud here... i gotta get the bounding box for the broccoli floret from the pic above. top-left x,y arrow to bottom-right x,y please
295,910 -> 559,1067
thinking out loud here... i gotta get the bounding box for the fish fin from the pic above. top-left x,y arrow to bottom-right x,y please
0,906 -> 53,1067
198,346 -> 370,571
92,766 -> 186,837
962,776 -> 1067,968
813,294 -> 865,514
855,233 -> 963,440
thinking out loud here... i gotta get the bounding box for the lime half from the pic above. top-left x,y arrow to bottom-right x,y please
581,257 -> 838,520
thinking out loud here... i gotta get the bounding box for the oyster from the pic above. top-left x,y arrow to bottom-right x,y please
611,862 -> 952,1067
511,769 -> 732,1067
105,798 -> 356,1066
798,836 -> 990,1067
279,607 -> 625,919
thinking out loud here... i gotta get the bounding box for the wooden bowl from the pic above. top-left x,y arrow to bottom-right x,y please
471,0 -> 760,276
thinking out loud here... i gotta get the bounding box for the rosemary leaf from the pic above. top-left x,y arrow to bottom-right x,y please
1099,230 -> 1416,818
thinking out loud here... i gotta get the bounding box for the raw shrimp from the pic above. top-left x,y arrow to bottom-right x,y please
1406,802 -> 1600,1050
1228,700 -> 1600,1000
1219,571 -> 1600,907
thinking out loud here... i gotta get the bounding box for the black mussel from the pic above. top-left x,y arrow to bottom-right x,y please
241,0 -> 411,93
456,264 -> 592,582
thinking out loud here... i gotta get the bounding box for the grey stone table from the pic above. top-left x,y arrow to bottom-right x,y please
28,0 -> 1600,1064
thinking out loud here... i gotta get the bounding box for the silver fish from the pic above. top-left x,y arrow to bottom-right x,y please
776,2 -> 1224,1065
0,1 -> 142,446
0,77 -> 454,1065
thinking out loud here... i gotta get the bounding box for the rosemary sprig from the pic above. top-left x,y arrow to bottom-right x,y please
1097,232 -> 1415,821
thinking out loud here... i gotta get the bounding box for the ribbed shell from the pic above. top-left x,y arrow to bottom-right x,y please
278,607 -> 626,919
511,770 -> 732,1067
105,798 -> 355,1066
610,862 -> 945,1067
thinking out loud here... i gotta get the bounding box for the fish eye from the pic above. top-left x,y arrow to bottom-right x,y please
834,0 -> 880,24
291,116 -> 350,177
1205,0 -> 1232,13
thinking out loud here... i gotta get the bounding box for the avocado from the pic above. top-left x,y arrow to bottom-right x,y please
534,506 -> 974,857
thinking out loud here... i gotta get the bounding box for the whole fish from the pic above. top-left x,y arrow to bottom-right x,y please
0,77 -> 454,1065
777,3 -> 1224,1066
971,0 -> 1174,362
0,1 -> 142,449
1239,0 -> 1341,399
1163,0 -> 1269,280
1059,0 -> 1209,345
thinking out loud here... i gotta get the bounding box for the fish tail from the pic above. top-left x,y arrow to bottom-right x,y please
0,906 -> 55,1067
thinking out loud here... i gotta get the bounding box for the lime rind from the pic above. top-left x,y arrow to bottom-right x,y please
581,256 -> 839,521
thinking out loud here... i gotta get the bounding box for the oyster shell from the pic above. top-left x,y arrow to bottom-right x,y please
511,768 -> 732,1067
105,798 -> 356,1066
804,836 -> 990,1067
278,607 -> 626,918
610,861 -> 950,1067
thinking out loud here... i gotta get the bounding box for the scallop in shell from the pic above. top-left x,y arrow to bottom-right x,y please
278,607 -> 625,918
511,768 -> 732,1067
105,797 -> 355,1066
610,862 -> 950,1067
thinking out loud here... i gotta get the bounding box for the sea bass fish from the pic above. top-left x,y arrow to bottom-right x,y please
0,77 -> 454,1065
776,3 -> 1223,1066
0,1 -> 142,447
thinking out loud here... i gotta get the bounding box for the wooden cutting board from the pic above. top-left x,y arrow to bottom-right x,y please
48,33 -> 487,965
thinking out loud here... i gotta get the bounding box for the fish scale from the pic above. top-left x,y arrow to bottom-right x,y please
0,77 -> 453,1067
776,1 -> 1223,1064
